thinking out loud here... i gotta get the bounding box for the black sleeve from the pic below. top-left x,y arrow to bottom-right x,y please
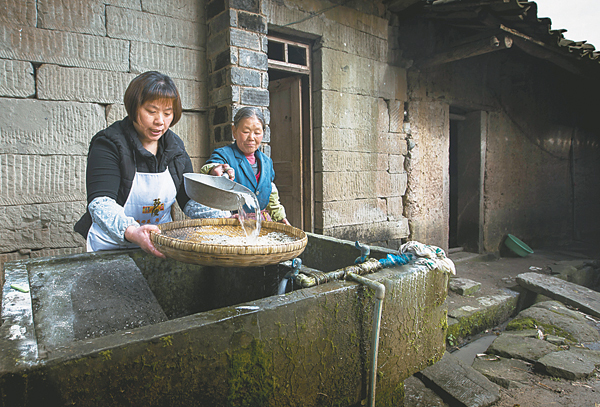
175,151 -> 194,211
86,137 -> 122,204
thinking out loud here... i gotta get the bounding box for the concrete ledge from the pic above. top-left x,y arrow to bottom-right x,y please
447,289 -> 519,341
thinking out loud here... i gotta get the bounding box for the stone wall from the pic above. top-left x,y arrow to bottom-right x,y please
268,0 -> 411,249
205,0 -> 270,149
402,95 -> 450,249
3,0 -> 597,279
0,0 -> 414,286
403,43 -> 600,252
0,0 -> 209,282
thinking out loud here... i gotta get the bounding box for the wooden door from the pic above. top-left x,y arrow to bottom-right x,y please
269,76 -> 303,228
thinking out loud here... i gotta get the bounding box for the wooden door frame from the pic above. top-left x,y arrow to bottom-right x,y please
267,35 -> 314,232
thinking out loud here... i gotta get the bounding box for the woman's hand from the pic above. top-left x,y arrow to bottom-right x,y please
209,164 -> 235,180
124,224 -> 166,259
279,218 -> 291,226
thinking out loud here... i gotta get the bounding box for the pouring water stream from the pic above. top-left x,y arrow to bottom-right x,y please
236,191 -> 261,244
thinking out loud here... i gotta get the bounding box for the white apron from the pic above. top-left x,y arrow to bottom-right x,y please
87,168 -> 177,252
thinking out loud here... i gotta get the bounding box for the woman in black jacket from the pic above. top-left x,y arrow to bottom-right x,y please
75,71 -> 227,257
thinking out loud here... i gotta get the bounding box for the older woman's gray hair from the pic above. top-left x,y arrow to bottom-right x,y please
233,107 -> 265,129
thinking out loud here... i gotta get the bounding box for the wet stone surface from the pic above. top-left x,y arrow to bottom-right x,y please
486,333 -> 560,363
449,277 -> 481,296
536,347 -> 600,380
30,254 -> 167,348
407,246 -> 600,407
70,259 -> 168,340
403,376 -> 449,407
510,300 -> 600,343
418,351 -> 500,407
517,271 -> 600,318
471,356 -> 532,389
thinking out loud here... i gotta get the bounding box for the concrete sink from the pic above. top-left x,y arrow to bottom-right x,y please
1,233 -> 448,407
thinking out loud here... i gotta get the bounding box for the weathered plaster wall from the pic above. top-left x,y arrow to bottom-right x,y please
268,0 -> 411,249
0,0 -> 209,281
573,128 -> 600,242
404,46 -> 599,252
483,111 -> 571,251
402,95 -> 450,249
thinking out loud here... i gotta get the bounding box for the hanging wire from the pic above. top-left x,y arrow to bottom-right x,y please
282,0 -> 353,27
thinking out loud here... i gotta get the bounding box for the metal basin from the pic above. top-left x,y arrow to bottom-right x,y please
184,173 -> 255,211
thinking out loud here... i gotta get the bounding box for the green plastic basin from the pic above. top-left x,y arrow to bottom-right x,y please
504,234 -> 534,257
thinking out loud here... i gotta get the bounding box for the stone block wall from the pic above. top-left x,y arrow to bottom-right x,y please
268,0 -> 410,249
206,0 -> 270,149
402,43 -> 599,252
0,0 -> 209,283
1,0 -> 415,285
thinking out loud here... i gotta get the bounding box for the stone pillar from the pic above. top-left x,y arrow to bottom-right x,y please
206,0 -> 270,151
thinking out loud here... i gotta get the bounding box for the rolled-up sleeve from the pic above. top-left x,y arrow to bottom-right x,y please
184,200 -> 231,219
88,197 -> 139,243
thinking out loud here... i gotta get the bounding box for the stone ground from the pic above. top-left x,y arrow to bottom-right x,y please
404,239 -> 600,407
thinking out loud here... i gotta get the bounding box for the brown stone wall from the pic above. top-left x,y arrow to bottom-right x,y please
402,96 -> 450,249
0,0 -> 209,282
403,47 -> 599,252
269,0 -> 410,249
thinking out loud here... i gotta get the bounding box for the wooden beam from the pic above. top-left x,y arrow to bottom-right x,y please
510,37 -> 584,76
415,35 -> 513,68
449,113 -> 466,121
499,24 -> 587,77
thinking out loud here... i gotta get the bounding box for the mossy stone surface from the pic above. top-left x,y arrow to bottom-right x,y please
0,246 -> 448,407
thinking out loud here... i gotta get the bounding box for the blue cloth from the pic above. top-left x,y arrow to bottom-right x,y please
379,253 -> 414,268
205,143 -> 274,210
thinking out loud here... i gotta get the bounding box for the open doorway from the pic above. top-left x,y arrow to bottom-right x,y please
267,35 -> 313,231
449,108 -> 487,252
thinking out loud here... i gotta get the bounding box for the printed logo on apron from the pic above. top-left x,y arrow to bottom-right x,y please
87,168 -> 177,252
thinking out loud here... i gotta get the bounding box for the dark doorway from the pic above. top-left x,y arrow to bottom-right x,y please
449,109 -> 486,252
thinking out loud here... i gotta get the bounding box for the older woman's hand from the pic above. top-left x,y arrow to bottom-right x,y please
209,163 -> 235,180
124,224 -> 166,259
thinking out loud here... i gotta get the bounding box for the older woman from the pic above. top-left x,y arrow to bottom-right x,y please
201,107 -> 289,225
75,71 -> 228,258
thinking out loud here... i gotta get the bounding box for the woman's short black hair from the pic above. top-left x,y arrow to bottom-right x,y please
233,106 -> 265,129
124,71 -> 182,126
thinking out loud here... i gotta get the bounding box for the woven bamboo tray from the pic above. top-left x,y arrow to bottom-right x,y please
150,218 -> 308,267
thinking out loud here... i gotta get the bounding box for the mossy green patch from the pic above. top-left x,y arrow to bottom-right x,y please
160,335 -> 173,347
447,296 -> 517,342
506,317 -> 576,343
227,339 -> 274,407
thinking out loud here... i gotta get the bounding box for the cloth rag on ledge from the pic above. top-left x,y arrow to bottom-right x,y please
400,241 -> 456,275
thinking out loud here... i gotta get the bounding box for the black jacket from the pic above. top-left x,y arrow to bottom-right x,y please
74,117 -> 193,238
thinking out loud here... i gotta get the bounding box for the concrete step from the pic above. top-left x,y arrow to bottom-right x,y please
448,250 -> 483,264
517,271 -> 600,318
417,352 -> 500,407
446,289 -> 520,343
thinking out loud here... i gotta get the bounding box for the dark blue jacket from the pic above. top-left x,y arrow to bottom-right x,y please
206,143 -> 274,210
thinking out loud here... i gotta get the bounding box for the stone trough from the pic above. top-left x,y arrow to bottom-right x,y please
0,233 -> 448,407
